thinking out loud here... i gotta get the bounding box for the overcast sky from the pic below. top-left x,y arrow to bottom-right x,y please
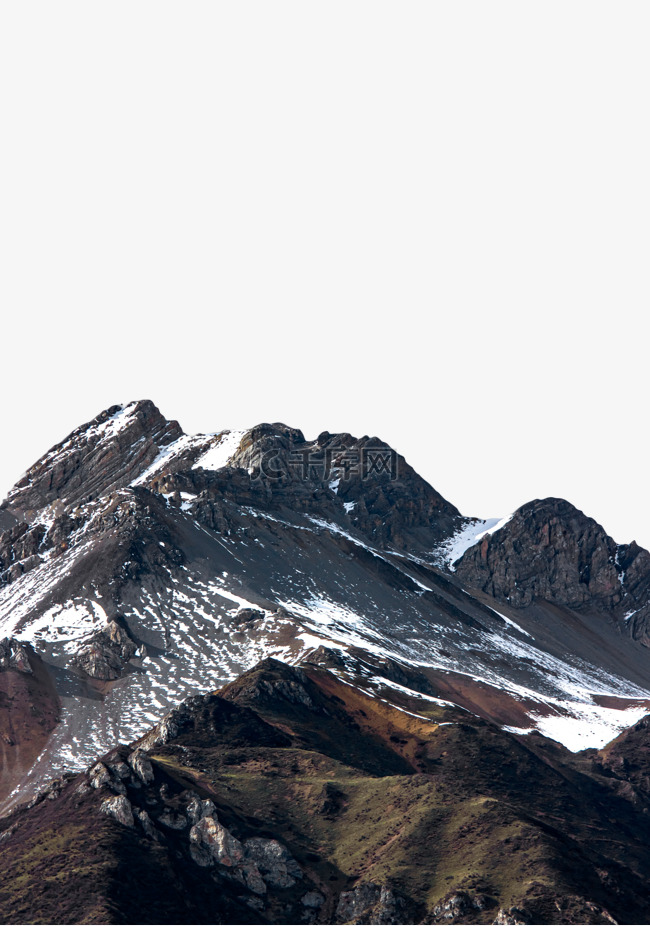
1,3 -> 648,548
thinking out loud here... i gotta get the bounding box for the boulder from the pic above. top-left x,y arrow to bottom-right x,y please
134,808 -> 159,840
128,749 -> 154,784
72,618 -> 138,681
189,815 -> 244,869
100,795 -> 134,828
243,837 -> 302,889
336,883 -> 408,924
186,796 -> 216,825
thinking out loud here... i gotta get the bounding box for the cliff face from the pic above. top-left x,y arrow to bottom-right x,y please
454,498 -> 650,638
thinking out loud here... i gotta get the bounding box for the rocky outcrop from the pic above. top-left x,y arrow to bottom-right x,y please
72,618 -> 141,680
189,813 -> 302,894
3,400 -> 183,517
243,837 -> 302,889
455,498 -> 650,627
335,882 -> 409,924
224,424 -> 463,551
189,814 -> 245,868
220,659 -> 321,713
128,748 -> 154,784
0,521 -> 47,586
492,907 -> 529,925
0,638 -> 32,674
431,889 -> 493,922
100,794 -> 135,827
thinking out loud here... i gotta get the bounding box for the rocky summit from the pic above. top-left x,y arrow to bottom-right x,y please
3,400 -> 650,923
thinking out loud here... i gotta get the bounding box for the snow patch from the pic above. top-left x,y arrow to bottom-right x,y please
192,430 -> 246,471
436,514 -> 513,571
506,702 -> 650,752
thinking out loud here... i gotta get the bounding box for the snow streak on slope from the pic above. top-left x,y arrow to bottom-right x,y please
433,515 -> 513,570
130,434 -> 208,486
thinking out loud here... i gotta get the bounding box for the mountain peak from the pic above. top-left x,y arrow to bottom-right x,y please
453,494 -> 650,627
3,400 -> 182,517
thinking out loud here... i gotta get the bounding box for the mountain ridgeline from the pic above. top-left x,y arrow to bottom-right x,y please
2,400 -> 650,924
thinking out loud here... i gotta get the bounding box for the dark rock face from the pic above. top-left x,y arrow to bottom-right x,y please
139,688 -> 292,752
228,425 -> 463,550
154,421 -> 462,552
454,498 -> 650,638
2,400 -> 182,517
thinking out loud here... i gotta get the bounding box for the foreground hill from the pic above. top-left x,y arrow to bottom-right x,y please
2,659 -> 650,925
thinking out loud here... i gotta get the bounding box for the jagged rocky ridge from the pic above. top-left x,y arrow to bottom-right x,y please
2,399 -> 650,819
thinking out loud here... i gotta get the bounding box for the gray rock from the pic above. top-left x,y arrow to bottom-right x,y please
187,815 -> 302,896
433,890 -> 490,921
336,883 -> 407,924
89,761 -> 127,795
100,794 -> 134,828
72,619 -> 138,681
89,762 -> 113,790
302,891 -> 325,909
492,907 -> 529,925
189,815 -> 244,869
186,796 -> 216,825
128,749 -> 154,784
109,760 -> 132,780
243,837 -> 303,889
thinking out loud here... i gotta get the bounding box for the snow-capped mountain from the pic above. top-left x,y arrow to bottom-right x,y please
3,399 -> 650,813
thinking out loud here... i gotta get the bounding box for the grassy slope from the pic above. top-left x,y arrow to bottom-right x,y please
1,660 -> 650,924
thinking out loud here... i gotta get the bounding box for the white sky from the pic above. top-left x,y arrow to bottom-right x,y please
1,3 -> 649,549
